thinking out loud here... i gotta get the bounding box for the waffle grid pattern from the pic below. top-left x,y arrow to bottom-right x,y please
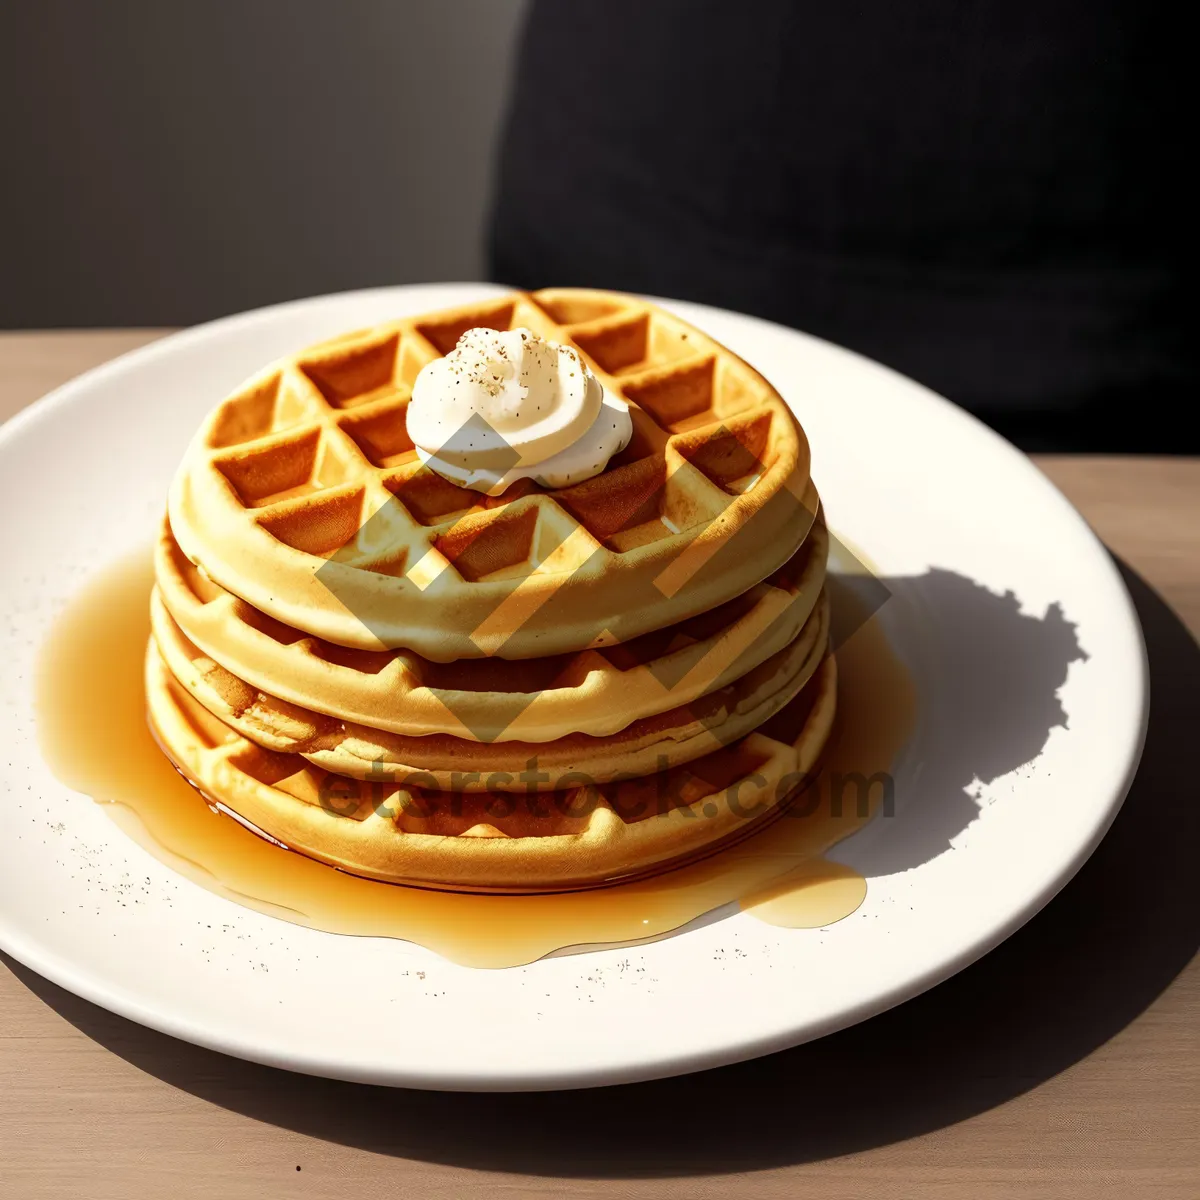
169,290 -> 813,659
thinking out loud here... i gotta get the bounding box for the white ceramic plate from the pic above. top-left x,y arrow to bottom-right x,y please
0,284 -> 1147,1090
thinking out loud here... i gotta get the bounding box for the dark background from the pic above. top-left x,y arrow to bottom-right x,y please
0,1 -> 526,328
490,0 -> 1196,452
2,1 -> 1194,452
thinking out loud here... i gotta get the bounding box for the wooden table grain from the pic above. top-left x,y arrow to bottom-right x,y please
1,331 -> 1197,1200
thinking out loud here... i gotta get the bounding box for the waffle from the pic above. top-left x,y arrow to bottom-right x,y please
168,289 -> 815,661
146,642 -> 838,892
151,586 -> 829,788
155,513 -> 827,742
151,288 -> 836,893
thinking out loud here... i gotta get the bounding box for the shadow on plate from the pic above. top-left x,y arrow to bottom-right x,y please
5,556 -> 1196,1176
831,560 -> 1094,877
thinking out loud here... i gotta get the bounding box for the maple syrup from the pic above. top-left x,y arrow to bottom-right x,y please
36,549 -> 914,968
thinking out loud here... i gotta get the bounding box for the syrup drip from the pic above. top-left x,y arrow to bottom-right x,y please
36,550 -> 914,967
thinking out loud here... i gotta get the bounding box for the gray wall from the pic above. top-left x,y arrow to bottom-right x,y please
0,1 -> 527,328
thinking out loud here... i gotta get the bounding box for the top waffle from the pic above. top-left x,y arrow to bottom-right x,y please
169,289 -> 814,661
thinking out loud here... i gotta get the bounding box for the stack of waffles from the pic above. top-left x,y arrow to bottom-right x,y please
148,290 -> 836,892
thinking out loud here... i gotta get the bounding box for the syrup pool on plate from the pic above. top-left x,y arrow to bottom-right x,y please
36,548 -> 915,968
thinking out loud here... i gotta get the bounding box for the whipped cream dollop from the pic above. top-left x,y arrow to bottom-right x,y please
406,327 -> 633,495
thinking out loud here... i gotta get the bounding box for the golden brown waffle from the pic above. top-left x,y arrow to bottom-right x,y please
146,643 -> 838,893
155,514 -> 827,742
168,289 -> 815,661
151,587 -> 828,788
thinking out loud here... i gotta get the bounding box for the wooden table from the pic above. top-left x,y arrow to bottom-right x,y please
2,332 -> 1197,1200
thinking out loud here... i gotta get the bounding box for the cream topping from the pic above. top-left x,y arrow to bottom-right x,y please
407,327 -> 632,495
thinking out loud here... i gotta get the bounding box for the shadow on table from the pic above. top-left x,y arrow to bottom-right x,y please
5,556 -> 1197,1176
